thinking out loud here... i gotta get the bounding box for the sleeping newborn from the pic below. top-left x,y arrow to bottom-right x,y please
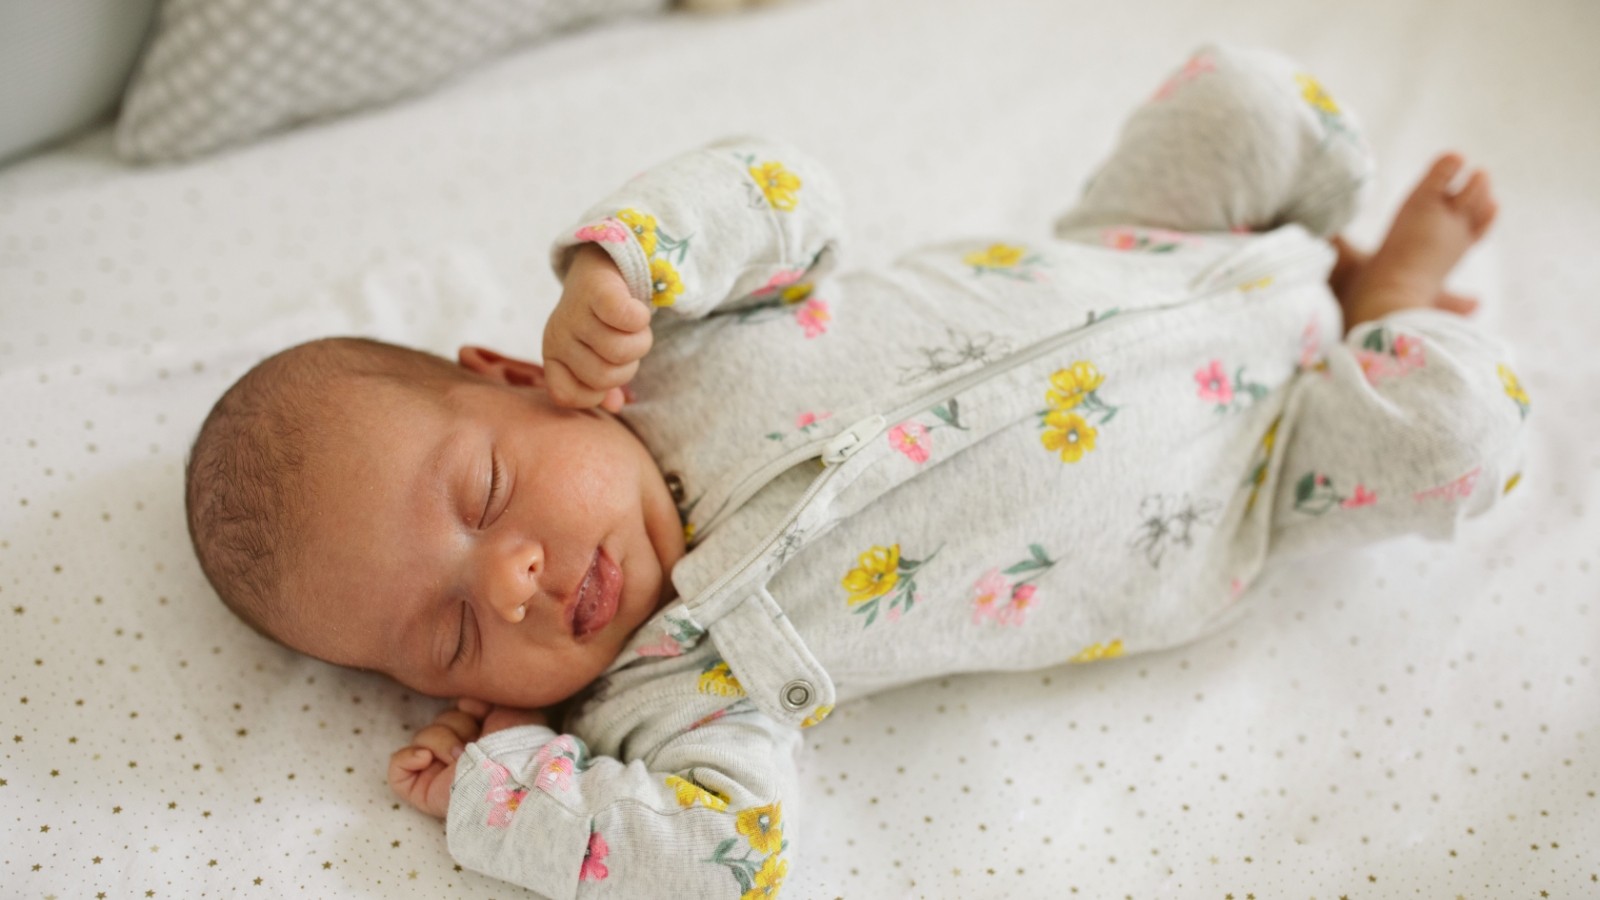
185,44 -> 1525,898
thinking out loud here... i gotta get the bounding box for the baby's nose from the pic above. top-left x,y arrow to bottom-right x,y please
485,539 -> 543,624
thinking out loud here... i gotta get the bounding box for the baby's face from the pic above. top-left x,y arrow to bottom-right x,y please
282,347 -> 685,710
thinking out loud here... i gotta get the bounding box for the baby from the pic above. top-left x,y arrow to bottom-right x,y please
185,44 -> 1525,898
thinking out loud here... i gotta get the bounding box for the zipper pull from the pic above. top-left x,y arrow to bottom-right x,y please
821,415 -> 886,465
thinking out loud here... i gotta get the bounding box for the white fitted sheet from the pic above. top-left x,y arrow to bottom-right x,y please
3,0 -> 1597,896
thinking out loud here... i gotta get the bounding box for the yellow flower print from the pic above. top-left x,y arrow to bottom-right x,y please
1040,410 -> 1097,463
617,208 -> 658,256
666,775 -> 729,811
736,803 -> 784,855
1295,73 -> 1340,115
1240,275 -> 1274,292
1497,362 -> 1530,417
1046,362 -> 1105,411
963,243 -> 1026,269
698,661 -> 745,697
800,705 -> 833,728
1070,639 -> 1124,663
650,257 -> 684,308
841,545 -> 900,606
779,282 -> 813,304
683,522 -> 696,543
749,161 -> 801,211
1503,472 -> 1522,494
740,853 -> 788,900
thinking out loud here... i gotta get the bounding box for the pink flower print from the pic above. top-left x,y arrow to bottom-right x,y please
1229,223 -> 1255,234
997,583 -> 1038,626
636,633 -> 682,657
530,735 -> 579,794
886,605 -> 902,624
795,410 -> 832,430
1392,334 -> 1426,372
796,297 -> 831,338
579,831 -> 610,882
888,421 -> 931,464
1355,350 -> 1399,385
1229,577 -> 1247,599
1298,320 -> 1322,370
1194,360 -> 1234,405
970,567 -> 1009,624
755,268 -> 807,296
574,219 -> 629,244
481,760 -> 528,827
1341,484 -> 1378,508
1103,228 -> 1140,251
687,708 -> 727,731
534,756 -> 573,793
1151,52 -> 1216,100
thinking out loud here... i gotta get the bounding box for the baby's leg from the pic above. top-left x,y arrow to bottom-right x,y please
1055,44 -> 1373,241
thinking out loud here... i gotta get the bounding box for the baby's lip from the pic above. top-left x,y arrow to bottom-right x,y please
567,548 -> 622,640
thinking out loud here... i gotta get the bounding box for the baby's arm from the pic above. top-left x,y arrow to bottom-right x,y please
436,702 -> 798,898
542,137 -> 845,407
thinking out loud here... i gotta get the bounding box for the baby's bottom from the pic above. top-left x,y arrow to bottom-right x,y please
1053,44 -> 1373,241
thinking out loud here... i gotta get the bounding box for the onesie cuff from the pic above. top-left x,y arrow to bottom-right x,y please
552,218 -> 655,308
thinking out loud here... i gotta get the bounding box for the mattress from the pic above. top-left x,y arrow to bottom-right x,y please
3,0 -> 1597,896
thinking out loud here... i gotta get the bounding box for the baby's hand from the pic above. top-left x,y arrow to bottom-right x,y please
543,244 -> 654,412
387,699 -> 548,820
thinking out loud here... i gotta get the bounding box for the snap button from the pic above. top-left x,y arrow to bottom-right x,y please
663,472 -> 686,504
780,680 -> 813,711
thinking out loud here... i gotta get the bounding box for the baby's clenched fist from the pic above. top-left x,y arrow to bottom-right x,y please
388,699 -> 547,820
543,244 -> 654,411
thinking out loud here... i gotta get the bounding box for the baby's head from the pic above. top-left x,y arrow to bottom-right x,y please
185,338 -> 685,708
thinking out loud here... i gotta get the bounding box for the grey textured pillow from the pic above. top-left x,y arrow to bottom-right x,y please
115,0 -> 667,163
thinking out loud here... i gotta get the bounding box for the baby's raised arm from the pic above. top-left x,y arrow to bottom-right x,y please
388,699 -> 547,819
542,137 -> 846,409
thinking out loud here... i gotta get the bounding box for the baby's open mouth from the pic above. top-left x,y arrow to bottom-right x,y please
570,549 -> 622,639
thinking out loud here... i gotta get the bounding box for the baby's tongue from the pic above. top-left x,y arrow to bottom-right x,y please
572,551 -> 621,638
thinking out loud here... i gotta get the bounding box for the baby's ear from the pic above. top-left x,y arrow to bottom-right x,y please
458,346 -> 546,388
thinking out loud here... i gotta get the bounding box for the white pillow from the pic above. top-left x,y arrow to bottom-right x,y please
115,0 -> 667,163
0,0 -> 159,165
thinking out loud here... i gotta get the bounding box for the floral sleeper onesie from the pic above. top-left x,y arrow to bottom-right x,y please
445,44 -> 1529,899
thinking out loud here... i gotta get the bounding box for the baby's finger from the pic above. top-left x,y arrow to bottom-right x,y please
590,286 -> 653,334
413,723 -> 469,764
575,311 -> 653,365
558,339 -> 640,394
1436,292 -> 1479,316
389,745 -> 435,776
429,708 -> 483,744
544,358 -> 609,409
601,386 -> 627,413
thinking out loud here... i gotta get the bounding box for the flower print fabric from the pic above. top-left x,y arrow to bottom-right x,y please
481,760 -> 527,828
1354,326 -> 1427,385
1498,363 -> 1531,418
888,421 -> 931,463
964,242 -> 1047,281
841,543 -> 939,627
1039,361 -> 1119,463
698,659 -> 746,697
579,831 -> 609,882
668,775 -> 731,811
748,160 -> 801,211
1194,360 -> 1268,413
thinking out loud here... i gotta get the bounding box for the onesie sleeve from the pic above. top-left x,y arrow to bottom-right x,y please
1266,308 -> 1530,556
446,703 -> 800,900
550,137 -> 847,320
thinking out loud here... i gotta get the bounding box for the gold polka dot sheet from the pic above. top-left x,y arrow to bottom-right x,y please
1,0 -> 1596,896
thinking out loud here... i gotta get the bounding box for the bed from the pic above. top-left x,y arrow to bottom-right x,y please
4,0 -> 1597,896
